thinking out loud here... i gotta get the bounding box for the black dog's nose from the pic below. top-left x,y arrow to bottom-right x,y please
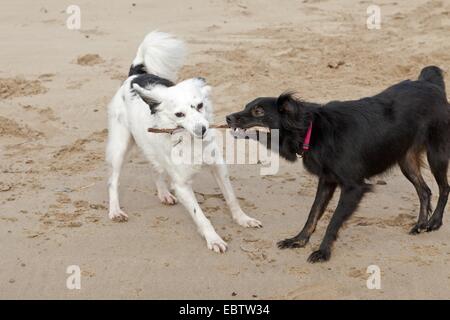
226,115 -> 232,124
201,126 -> 207,137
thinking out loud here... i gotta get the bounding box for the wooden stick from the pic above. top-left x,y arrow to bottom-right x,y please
148,124 -> 229,133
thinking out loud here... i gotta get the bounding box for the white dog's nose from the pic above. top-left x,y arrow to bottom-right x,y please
194,124 -> 207,138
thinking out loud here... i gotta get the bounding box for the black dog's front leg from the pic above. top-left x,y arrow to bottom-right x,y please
278,178 -> 337,249
308,184 -> 367,263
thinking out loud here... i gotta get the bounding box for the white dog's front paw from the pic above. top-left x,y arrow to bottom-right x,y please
158,190 -> 177,205
108,209 -> 128,222
205,233 -> 228,253
236,215 -> 263,228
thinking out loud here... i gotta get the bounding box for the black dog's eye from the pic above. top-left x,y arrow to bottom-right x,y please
175,112 -> 185,118
252,106 -> 265,117
197,103 -> 204,110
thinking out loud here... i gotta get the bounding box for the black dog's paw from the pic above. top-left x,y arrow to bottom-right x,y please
277,237 -> 308,249
307,249 -> 331,263
409,223 -> 428,235
426,218 -> 443,232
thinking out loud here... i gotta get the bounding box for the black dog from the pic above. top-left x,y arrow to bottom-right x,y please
226,66 -> 450,263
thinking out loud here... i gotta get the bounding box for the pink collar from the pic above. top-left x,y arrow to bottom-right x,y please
303,121 -> 313,151
297,121 -> 313,157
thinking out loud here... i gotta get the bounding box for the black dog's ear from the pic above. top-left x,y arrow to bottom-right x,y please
277,92 -> 300,113
132,83 -> 163,114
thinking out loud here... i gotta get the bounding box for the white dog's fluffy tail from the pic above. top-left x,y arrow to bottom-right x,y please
130,31 -> 186,82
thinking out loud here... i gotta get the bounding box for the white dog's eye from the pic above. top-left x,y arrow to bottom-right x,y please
175,112 -> 185,118
197,103 -> 203,110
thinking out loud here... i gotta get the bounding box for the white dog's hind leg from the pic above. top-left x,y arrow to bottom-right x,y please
106,118 -> 132,222
211,163 -> 262,228
173,182 -> 227,253
155,172 -> 177,205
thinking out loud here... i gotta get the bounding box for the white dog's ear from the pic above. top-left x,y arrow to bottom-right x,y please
195,77 -> 207,85
201,85 -> 212,97
193,77 -> 211,97
132,83 -> 166,114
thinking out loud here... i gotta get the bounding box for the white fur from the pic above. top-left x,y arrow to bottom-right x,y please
106,31 -> 261,253
132,31 -> 186,82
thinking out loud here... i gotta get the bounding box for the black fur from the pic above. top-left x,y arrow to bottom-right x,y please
130,73 -> 175,89
419,65 -> 446,94
227,66 -> 450,263
128,63 -> 147,76
130,73 -> 174,114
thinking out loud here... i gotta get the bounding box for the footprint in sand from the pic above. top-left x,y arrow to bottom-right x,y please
0,77 -> 47,99
0,116 -> 43,139
75,54 -> 105,66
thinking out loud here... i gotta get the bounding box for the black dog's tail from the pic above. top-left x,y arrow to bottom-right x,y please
419,66 -> 450,161
418,66 -> 446,97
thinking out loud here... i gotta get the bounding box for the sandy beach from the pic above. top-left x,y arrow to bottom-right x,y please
1,0 -> 450,299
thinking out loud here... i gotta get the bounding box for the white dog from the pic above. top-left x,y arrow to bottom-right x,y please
106,31 -> 262,253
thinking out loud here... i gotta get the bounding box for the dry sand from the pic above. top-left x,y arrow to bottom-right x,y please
1,0 -> 450,299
